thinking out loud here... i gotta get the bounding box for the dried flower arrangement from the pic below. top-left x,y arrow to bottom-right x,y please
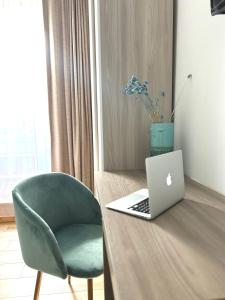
123,74 -> 192,123
123,75 -> 165,123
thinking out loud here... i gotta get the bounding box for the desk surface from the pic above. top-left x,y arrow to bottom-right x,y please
96,171 -> 225,300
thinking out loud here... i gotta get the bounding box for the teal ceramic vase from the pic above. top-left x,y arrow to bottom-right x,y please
150,123 -> 174,156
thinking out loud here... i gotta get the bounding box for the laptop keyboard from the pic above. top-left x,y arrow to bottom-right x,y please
128,198 -> 151,214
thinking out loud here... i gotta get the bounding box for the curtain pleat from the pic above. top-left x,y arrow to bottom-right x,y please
42,0 -> 94,190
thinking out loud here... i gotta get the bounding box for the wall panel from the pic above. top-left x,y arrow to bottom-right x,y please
97,0 -> 173,170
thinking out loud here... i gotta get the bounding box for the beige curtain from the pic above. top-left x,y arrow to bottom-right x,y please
42,0 -> 94,190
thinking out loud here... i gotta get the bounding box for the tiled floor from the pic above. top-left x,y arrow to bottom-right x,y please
0,223 -> 104,300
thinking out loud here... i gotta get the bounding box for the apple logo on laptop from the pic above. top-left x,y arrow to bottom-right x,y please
166,173 -> 172,186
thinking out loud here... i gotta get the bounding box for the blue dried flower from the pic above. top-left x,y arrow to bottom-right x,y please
123,75 -> 149,96
122,74 -> 165,122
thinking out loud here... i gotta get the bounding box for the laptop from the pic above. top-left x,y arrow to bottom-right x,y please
106,150 -> 185,220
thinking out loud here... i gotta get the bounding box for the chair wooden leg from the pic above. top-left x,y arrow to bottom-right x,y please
87,278 -> 93,300
68,275 -> 71,285
33,271 -> 42,300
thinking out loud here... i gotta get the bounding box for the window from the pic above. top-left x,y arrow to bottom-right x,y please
0,0 -> 50,202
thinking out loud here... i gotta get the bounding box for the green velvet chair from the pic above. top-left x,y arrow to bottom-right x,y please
12,172 -> 103,300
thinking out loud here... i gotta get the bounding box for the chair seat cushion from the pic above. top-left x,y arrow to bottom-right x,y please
54,224 -> 103,278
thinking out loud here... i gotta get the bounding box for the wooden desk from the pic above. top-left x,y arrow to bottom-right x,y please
95,171 -> 225,300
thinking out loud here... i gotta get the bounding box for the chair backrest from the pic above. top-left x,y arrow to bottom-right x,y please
13,172 -> 102,232
12,172 -> 102,278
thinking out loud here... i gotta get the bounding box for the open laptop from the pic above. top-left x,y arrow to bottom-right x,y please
106,150 -> 185,220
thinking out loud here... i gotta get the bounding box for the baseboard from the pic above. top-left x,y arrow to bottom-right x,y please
0,216 -> 15,223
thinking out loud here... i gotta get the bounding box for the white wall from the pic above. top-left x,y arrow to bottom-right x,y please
174,0 -> 225,195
